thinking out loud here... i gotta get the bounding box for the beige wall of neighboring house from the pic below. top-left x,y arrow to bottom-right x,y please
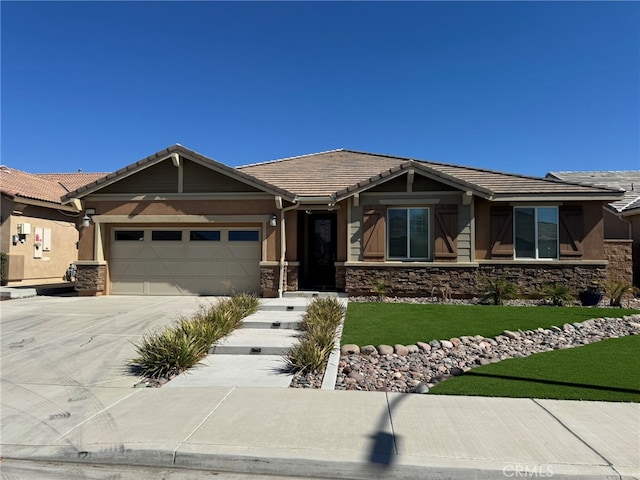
1,199 -> 80,284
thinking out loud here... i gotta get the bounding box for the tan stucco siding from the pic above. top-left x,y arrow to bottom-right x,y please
1,201 -> 79,283
474,199 -> 606,261
349,191 -> 471,262
78,198 -> 281,264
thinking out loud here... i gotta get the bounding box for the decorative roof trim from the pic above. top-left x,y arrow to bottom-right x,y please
62,144 -> 295,203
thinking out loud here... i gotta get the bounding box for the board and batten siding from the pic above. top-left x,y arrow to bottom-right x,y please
348,193 -> 473,262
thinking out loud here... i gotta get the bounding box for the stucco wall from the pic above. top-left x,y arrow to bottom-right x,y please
1,201 -> 79,283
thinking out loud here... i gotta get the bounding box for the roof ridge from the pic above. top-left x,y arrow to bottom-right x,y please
237,149 -> 345,168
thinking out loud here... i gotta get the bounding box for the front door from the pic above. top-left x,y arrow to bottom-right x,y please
299,212 -> 337,290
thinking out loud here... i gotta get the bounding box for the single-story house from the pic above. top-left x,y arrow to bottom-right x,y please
546,170 -> 640,286
0,166 -> 105,284
61,145 -> 628,297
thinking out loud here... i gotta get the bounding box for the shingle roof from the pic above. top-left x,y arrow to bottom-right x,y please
546,171 -> 640,212
239,149 -> 623,201
0,166 -> 105,205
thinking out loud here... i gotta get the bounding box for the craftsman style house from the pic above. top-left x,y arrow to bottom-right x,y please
61,145 -> 626,297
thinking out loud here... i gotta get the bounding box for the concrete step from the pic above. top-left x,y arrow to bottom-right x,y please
241,311 -> 304,330
282,291 -> 344,299
210,328 -> 301,356
166,354 -> 292,388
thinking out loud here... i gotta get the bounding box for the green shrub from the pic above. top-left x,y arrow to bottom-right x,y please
286,338 -> 333,374
540,282 -> 575,306
481,277 -> 519,305
130,294 -> 260,380
285,297 -> 345,374
131,327 -> 209,379
605,280 -> 636,307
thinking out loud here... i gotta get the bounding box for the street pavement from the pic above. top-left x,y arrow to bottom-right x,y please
1,294 -> 638,480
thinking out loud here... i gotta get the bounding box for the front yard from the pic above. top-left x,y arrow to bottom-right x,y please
337,302 -> 640,401
342,303 -> 639,346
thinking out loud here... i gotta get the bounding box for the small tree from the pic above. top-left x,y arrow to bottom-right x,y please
540,282 -> 575,306
605,279 -> 636,307
481,277 -> 519,305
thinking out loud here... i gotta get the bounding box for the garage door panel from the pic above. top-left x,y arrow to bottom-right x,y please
111,279 -> 146,295
186,261 -> 226,276
147,280 -> 185,295
110,228 -> 260,295
148,245 -> 187,260
148,261 -> 184,277
188,245 -> 223,259
110,261 -> 147,277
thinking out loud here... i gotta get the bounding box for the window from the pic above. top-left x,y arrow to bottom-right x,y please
190,230 -> 220,241
388,208 -> 429,259
151,230 -> 182,241
514,207 -> 558,259
228,230 -> 259,241
114,230 -> 144,241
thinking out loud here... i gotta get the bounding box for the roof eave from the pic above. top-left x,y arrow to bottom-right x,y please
62,145 -> 296,204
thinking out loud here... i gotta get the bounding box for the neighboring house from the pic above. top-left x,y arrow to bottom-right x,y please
0,167 -> 106,284
61,145 -> 626,297
547,171 -> 640,286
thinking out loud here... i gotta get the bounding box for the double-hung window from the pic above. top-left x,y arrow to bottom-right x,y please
514,207 -> 558,259
388,207 -> 429,259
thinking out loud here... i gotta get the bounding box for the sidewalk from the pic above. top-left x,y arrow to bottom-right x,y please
1,294 -> 638,479
2,385 -> 638,479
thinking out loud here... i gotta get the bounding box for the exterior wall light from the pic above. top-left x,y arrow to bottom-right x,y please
82,208 -> 96,228
269,214 -> 277,227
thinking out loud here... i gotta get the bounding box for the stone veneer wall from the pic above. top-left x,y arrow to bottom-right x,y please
260,265 -> 278,297
604,240 -> 633,285
260,264 -> 300,297
75,264 -> 106,296
345,263 -> 607,298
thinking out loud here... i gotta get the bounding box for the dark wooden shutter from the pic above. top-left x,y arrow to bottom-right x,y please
434,204 -> 458,261
362,206 -> 386,260
490,206 -> 514,258
559,206 -> 583,259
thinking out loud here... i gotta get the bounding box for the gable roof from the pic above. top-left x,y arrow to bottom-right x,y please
0,166 -> 105,206
61,144 -> 295,203
546,171 -> 640,213
239,149 -> 624,202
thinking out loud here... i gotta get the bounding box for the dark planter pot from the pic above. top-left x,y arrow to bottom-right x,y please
579,291 -> 602,307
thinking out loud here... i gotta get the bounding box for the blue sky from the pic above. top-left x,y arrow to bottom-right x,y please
2,1 -> 639,177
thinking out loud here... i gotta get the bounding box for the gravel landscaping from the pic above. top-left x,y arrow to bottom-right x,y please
290,297 -> 640,392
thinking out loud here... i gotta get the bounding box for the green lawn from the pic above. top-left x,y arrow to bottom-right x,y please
342,303 -> 639,346
429,335 -> 640,402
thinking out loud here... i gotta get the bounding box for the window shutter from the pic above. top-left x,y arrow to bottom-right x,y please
559,206 -> 583,258
362,206 -> 386,260
434,204 -> 458,261
490,206 -> 514,258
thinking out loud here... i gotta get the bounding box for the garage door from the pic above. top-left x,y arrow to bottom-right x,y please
109,228 -> 261,295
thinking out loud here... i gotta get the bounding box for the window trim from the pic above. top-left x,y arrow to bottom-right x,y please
513,206 -> 559,260
387,207 -> 431,260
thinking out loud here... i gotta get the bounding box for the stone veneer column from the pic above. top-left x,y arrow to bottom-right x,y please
604,239 -> 633,285
74,261 -> 106,296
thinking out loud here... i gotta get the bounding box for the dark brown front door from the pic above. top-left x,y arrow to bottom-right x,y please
299,211 -> 337,290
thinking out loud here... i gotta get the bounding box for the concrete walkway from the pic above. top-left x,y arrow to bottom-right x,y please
1,295 -> 638,479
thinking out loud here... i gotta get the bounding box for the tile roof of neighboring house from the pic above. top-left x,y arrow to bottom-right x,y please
0,166 -> 105,205
546,171 -> 640,213
239,149 -> 624,201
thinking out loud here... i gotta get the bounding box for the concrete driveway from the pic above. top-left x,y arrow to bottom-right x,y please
1,295 -> 209,389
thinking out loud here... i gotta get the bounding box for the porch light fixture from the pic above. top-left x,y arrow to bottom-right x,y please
269,214 -> 277,227
82,208 -> 96,228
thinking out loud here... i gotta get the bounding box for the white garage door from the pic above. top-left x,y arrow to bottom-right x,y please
109,228 -> 261,295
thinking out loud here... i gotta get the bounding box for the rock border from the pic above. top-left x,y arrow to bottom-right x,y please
333,315 -> 640,393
